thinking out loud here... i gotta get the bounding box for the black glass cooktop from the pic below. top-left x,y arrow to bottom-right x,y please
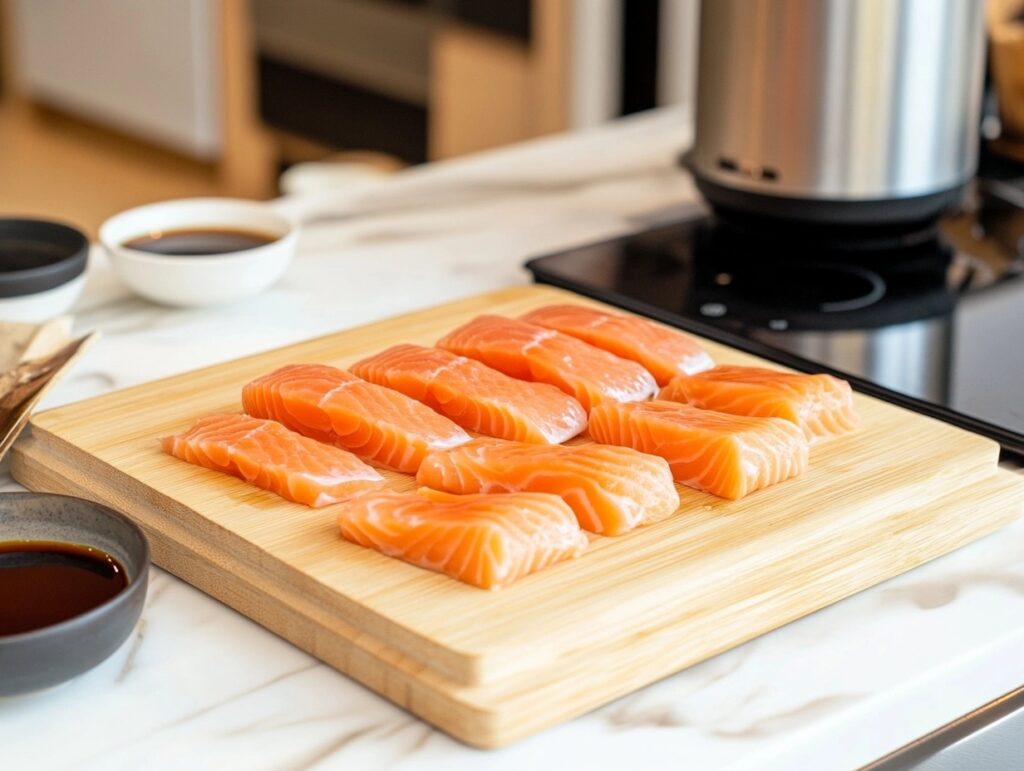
527,177 -> 1024,456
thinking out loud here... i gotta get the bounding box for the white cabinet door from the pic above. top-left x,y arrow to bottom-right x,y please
12,0 -> 221,159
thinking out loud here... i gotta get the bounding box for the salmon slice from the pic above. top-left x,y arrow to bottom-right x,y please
350,344 -> 587,444
437,314 -> 657,412
337,487 -> 587,589
417,438 -> 679,535
520,304 -> 713,385
659,365 -> 859,441
162,413 -> 385,507
588,401 -> 809,500
242,364 -> 470,473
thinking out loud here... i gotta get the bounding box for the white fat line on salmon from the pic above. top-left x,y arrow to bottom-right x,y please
420,357 -> 465,381
602,378 -> 658,402
299,469 -> 383,485
579,313 -> 610,331
432,433 -> 472,450
472,466 -> 643,510
229,423 -> 268,445
521,328 -> 558,355
317,379 -> 360,407
683,351 -> 715,373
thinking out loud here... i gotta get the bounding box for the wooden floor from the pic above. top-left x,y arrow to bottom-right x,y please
0,101 -> 244,239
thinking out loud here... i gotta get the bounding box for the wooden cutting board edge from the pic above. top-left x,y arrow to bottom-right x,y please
11,441 -> 1024,748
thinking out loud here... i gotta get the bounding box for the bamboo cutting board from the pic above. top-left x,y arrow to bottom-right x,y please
11,286 -> 1024,748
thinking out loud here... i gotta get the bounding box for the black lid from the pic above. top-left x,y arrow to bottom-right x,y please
0,218 -> 89,299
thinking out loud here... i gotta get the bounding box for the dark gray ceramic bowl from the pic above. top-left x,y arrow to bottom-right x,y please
0,493 -> 149,696
0,218 -> 89,297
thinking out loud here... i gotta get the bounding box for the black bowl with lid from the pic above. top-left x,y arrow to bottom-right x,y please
0,219 -> 89,319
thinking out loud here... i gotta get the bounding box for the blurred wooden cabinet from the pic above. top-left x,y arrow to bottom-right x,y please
429,1 -> 569,159
988,0 -> 1024,159
1,0 -> 273,198
10,0 -> 222,158
252,0 -> 571,166
1,0 -> 690,197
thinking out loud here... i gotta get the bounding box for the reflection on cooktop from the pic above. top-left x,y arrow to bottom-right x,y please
527,188 -> 1024,454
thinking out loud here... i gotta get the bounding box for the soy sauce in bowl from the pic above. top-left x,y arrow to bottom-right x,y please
122,228 -> 279,256
101,198 -> 296,306
0,541 -> 127,636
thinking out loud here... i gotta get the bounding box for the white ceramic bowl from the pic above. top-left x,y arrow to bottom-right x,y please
99,198 -> 297,307
0,275 -> 87,323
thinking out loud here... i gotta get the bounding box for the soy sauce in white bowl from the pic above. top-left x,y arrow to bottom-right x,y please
100,198 -> 298,307
122,227 -> 280,257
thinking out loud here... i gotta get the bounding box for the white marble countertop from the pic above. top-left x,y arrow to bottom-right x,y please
3,108 -> 1024,770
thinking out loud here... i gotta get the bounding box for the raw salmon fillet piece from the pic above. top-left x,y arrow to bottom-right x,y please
659,365 -> 859,441
520,304 -> 713,385
350,344 -> 587,444
337,487 -> 588,589
417,438 -> 679,535
242,364 -> 470,473
162,413 -> 385,507
436,314 -> 657,412
588,401 -> 809,500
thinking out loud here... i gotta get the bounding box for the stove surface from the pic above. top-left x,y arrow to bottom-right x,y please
527,175 -> 1024,455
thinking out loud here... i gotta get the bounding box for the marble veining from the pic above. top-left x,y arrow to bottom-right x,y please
2,108 -> 1023,769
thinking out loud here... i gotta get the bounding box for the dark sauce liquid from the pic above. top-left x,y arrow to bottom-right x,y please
0,541 -> 128,636
122,227 -> 278,256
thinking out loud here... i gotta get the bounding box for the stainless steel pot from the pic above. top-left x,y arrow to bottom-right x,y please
688,0 -> 987,225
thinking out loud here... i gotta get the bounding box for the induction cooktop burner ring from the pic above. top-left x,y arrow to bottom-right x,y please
722,261 -> 887,315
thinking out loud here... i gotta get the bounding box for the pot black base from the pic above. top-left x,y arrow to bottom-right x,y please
692,173 -> 968,228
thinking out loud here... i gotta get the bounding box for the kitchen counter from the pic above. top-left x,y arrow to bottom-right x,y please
3,108 -> 1024,770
